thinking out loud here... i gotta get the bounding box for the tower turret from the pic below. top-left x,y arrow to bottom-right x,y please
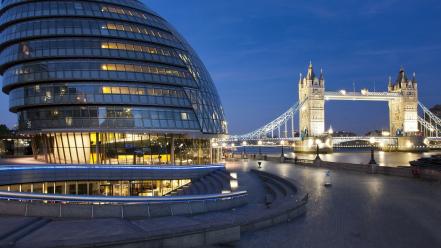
299,62 -> 325,137
388,76 -> 393,91
388,67 -> 419,135
412,72 -> 417,88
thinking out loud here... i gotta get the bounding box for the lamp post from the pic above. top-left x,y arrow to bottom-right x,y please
258,140 -> 263,155
315,139 -> 322,161
242,141 -> 247,158
280,140 -> 285,158
369,137 -> 377,165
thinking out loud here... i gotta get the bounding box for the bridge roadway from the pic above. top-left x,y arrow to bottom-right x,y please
324,91 -> 400,101
226,160 -> 441,248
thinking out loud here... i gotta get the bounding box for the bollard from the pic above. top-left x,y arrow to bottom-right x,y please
324,170 -> 332,187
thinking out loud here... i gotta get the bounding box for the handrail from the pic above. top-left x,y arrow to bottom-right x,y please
0,190 -> 248,203
0,164 -> 225,171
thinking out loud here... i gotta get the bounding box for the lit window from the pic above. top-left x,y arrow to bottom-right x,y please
111,87 -> 120,94
120,87 -> 129,94
136,88 -> 145,95
108,43 -> 118,49
102,87 -> 111,94
115,64 -> 125,71
106,23 -> 116,30
181,112 -> 189,120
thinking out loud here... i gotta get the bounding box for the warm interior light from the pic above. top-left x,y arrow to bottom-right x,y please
381,131 -> 390,136
230,172 -> 237,179
361,88 -> 368,95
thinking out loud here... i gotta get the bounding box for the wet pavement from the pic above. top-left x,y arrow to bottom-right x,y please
226,160 -> 441,248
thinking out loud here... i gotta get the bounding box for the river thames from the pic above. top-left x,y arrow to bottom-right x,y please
234,147 -> 441,167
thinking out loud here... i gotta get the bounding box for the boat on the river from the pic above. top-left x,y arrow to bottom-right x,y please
410,155 -> 441,170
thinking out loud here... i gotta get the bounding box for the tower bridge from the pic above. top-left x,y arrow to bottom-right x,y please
221,63 -> 441,152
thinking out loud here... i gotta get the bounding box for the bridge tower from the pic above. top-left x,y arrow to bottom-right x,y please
299,62 -> 325,137
388,68 -> 419,135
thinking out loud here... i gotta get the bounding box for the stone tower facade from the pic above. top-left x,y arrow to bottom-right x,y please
299,62 -> 325,137
388,68 -> 419,135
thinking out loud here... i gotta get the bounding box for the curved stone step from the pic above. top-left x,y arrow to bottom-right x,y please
262,179 -> 284,202
211,171 -> 230,189
207,173 -> 226,191
260,175 -> 288,197
200,176 -> 216,194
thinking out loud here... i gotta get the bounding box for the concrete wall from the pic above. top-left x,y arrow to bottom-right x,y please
0,194 -> 248,219
243,155 -> 441,181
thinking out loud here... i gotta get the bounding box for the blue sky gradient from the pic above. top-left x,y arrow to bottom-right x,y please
0,0 -> 440,135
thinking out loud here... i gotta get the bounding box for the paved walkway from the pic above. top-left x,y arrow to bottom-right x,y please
0,170 -> 274,247
0,157 -> 44,165
227,160 -> 441,248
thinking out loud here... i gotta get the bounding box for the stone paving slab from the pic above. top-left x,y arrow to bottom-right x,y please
132,216 -> 208,236
16,219 -> 144,248
231,160 -> 441,248
0,216 -> 38,239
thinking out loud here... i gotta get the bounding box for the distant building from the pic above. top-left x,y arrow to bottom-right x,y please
365,130 -> 383,136
0,134 -> 32,157
332,131 -> 357,137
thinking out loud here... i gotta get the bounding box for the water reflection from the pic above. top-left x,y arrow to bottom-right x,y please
234,147 -> 441,167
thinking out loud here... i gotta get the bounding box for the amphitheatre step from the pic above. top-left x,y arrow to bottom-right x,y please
0,218 -> 51,246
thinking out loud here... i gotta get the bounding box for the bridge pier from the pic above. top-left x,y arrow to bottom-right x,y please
394,136 -> 428,152
294,136 -> 333,154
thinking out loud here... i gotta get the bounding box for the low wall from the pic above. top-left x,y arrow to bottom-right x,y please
245,155 -> 441,181
241,169 -> 307,232
0,193 -> 248,219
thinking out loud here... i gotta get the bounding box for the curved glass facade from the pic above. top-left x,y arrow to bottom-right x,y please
0,0 -> 227,164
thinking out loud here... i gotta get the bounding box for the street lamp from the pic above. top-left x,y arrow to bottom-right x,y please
280,140 -> 285,158
315,139 -> 322,160
242,141 -> 247,157
369,137 -> 377,164
258,140 -> 263,155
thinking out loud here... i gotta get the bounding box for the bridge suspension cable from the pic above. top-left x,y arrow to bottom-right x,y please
223,100 -> 440,143
227,99 -> 306,141
418,102 -> 440,138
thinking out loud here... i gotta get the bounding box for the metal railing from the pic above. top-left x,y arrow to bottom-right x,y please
0,190 -> 248,204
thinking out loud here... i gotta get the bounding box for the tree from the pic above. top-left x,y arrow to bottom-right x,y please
0,124 -> 11,136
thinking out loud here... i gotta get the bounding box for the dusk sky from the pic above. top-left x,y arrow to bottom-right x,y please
1,0 -> 440,135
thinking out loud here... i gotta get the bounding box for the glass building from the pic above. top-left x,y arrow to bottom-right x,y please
0,0 -> 227,165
